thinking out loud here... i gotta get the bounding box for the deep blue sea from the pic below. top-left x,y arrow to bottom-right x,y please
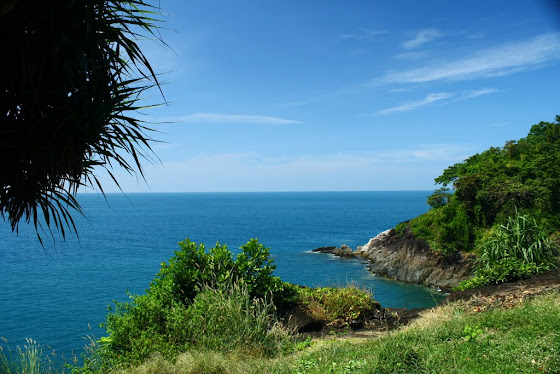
0,191 -> 444,360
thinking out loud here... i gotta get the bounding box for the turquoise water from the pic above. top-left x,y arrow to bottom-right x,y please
0,191 -> 444,359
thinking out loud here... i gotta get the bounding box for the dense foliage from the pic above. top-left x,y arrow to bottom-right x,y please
0,0 -> 162,240
455,212 -> 556,290
409,116 -> 560,254
97,239 -> 295,369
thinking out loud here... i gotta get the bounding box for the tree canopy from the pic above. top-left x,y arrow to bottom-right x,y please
0,0 -> 162,240
407,116 -> 560,253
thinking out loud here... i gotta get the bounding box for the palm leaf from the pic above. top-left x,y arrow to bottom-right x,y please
0,0 -> 164,242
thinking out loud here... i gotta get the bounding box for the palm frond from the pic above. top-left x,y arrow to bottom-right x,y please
0,0 -> 164,241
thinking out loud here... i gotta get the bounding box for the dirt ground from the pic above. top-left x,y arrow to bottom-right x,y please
445,268 -> 560,311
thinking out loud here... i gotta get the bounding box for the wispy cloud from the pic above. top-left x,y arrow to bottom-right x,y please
380,33 -> 560,84
402,28 -> 442,49
374,88 -> 500,116
403,143 -> 470,161
374,92 -> 453,116
171,113 -> 301,125
338,29 -> 387,40
459,88 -> 500,100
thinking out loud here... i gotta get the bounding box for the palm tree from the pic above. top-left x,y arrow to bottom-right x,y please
0,0 -> 163,242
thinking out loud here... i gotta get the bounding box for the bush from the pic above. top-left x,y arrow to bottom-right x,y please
409,202 -> 474,254
98,239 -> 295,369
296,285 -> 380,325
456,212 -> 558,290
477,213 -> 556,269
151,238 -> 287,305
182,285 -> 291,356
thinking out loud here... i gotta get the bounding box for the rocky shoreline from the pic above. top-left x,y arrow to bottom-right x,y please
313,226 -> 474,292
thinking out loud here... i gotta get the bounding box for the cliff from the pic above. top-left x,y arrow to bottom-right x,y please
313,227 -> 473,292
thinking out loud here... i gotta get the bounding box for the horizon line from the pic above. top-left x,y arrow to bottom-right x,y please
77,189 -> 435,194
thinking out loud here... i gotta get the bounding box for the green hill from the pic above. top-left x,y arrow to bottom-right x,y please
404,115 -> 560,254
397,116 -> 560,290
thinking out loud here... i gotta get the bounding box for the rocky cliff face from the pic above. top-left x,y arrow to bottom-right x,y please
313,227 -> 473,292
355,228 -> 473,292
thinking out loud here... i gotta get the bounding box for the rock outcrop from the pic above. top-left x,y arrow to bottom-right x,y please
357,227 -> 473,292
312,244 -> 354,257
313,227 -> 474,292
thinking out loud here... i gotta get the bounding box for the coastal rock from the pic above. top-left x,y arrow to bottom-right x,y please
313,227 -> 473,292
312,244 -> 354,258
356,227 -> 473,292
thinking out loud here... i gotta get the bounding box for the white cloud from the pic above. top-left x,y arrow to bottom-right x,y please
406,144 -> 469,161
402,28 -> 442,49
170,113 -> 301,125
374,92 -> 453,116
459,88 -> 500,100
380,33 -> 560,84
375,88 -> 500,116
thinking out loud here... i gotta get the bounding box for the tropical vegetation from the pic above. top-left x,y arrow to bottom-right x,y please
91,239 -> 294,370
0,0 -> 163,241
3,289 -> 559,373
37,238 -> 379,371
399,116 -> 560,288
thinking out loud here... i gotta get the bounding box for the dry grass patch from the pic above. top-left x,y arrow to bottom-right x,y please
116,350 -> 293,374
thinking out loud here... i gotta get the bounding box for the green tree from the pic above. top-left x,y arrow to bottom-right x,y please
426,187 -> 451,209
0,0 -> 163,240
418,116 -> 560,254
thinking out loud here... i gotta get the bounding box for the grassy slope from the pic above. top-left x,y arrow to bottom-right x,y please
121,291 -> 560,374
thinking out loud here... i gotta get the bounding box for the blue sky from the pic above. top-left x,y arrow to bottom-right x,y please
97,0 -> 560,192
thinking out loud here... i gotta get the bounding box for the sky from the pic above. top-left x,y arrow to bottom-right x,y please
95,0 -> 560,192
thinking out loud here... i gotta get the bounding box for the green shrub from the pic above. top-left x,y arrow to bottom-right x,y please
296,285 -> 380,324
408,201 -> 475,254
151,238 -> 286,305
477,212 -> 556,269
98,239 -> 295,369
456,212 -> 558,290
182,285 -> 292,356
394,222 -> 407,237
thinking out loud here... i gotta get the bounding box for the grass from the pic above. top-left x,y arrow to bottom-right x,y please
0,338 -> 58,374
116,291 -> 560,374
286,292 -> 560,373
4,291 -> 560,373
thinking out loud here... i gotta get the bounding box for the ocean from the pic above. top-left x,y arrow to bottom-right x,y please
0,191 -> 444,360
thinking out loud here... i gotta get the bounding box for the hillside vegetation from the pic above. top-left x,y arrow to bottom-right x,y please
407,116 -> 560,254
397,116 -> 560,289
120,291 -> 560,374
